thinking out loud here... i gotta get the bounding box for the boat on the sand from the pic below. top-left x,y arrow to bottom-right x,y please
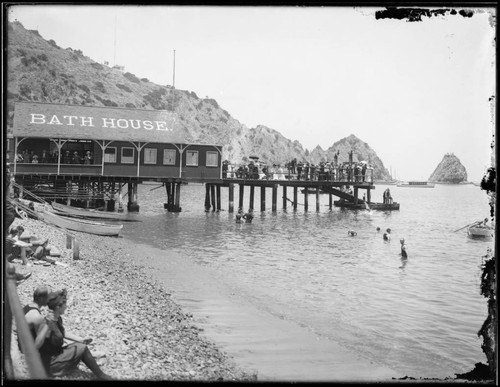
41,210 -> 123,236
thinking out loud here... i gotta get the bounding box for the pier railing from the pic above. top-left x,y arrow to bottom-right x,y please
222,164 -> 373,184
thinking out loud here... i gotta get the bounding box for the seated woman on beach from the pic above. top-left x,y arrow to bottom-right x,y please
34,289 -> 112,380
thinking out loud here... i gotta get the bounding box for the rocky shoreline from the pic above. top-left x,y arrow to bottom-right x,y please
8,216 -> 257,381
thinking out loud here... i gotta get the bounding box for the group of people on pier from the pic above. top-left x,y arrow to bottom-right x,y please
15,149 -> 93,165
223,155 -> 371,183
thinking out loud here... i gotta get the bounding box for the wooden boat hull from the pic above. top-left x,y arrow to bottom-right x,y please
41,210 -> 123,236
51,202 -> 138,221
467,226 -> 494,238
334,200 -> 400,211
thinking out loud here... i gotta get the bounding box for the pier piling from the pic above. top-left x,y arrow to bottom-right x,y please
260,186 -> 266,211
228,183 -> 234,213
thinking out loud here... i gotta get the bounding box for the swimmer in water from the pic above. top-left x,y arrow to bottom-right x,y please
376,227 -> 380,232
400,238 -> 408,258
242,212 -> 254,223
235,214 -> 242,223
348,230 -> 357,236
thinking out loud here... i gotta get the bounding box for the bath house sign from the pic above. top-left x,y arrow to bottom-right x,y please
13,102 -> 186,143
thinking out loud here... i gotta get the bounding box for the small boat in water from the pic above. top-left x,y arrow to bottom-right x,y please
51,202 -> 139,221
334,200 -> 400,211
467,226 -> 494,238
397,181 -> 435,188
41,210 -> 123,236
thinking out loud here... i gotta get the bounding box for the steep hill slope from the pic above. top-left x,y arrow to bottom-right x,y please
6,21 -> 391,179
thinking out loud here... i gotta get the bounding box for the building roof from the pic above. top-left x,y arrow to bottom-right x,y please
13,102 -> 188,144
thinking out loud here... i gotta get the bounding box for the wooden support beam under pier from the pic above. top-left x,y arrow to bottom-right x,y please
228,183 -> 234,213
261,186 -> 266,212
249,185 -> 255,212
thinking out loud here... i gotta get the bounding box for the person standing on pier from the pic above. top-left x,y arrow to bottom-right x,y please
297,162 -> 303,180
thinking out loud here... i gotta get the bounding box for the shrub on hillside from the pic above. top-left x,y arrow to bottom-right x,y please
95,95 -> 118,107
205,98 -> 219,109
37,53 -> 48,61
125,103 -> 136,108
48,39 -> 60,48
28,29 -> 40,36
143,88 -> 168,110
117,84 -> 132,93
91,63 -> 104,70
77,84 -> 90,94
19,84 -> 32,98
94,81 -> 106,93
141,78 -> 149,82
124,72 -> 141,84
190,91 -> 199,99
103,99 -> 118,107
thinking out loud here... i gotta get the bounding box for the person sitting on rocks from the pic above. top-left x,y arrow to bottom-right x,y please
30,238 -> 56,265
19,286 -> 50,353
6,226 -> 33,265
34,289 -> 112,380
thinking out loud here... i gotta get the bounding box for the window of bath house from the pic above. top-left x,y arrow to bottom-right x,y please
104,147 -> 117,163
186,150 -> 198,166
121,147 -> 135,164
206,151 -> 218,167
163,149 -> 176,165
144,148 -> 157,164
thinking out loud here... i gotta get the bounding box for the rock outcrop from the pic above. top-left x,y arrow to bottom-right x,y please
428,153 -> 468,183
309,134 -> 392,181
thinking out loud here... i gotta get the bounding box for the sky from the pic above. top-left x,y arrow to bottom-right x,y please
6,5 -> 496,181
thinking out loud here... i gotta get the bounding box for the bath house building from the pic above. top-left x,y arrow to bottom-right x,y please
8,101 -> 223,211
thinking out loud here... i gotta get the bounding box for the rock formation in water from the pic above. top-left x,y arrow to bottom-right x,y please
428,153 -> 468,183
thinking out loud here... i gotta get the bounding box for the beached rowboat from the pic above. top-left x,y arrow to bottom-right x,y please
41,210 -> 123,236
467,226 -> 494,238
51,202 -> 139,221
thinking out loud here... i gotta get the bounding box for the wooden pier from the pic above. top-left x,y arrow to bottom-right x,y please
203,178 -> 376,213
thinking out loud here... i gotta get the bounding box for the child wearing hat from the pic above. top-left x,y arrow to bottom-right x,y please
34,289 -> 112,380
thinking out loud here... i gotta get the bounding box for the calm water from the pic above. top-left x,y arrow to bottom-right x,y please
121,182 -> 494,378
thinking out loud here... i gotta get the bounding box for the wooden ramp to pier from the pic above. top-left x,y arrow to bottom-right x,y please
319,186 -> 366,203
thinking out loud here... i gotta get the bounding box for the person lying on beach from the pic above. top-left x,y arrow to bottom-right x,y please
19,286 -> 50,353
34,289 -> 112,380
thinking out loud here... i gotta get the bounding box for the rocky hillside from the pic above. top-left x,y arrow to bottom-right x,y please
429,153 -> 468,183
7,21 -> 391,177
309,135 -> 391,181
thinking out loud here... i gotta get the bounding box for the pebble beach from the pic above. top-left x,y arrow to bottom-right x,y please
8,215 -> 257,382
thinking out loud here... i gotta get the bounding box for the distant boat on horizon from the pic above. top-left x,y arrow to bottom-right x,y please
397,181 -> 435,188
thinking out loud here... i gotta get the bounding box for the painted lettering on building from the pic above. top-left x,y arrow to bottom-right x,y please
30,114 -> 172,131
